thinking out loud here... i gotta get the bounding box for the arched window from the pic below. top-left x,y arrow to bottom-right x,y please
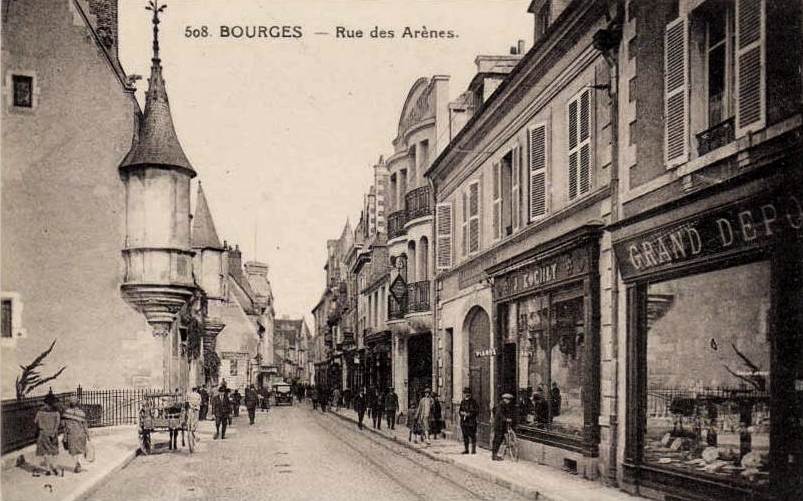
419,236 -> 429,281
407,241 -> 417,283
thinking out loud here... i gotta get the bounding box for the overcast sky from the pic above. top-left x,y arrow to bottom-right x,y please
118,0 -> 532,323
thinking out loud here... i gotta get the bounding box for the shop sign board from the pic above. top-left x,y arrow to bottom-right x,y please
614,192 -> 803,281
492,246 -> 590,301
390,275 -> 407,300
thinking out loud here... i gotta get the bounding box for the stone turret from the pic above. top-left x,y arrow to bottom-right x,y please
119,2 -> 196,336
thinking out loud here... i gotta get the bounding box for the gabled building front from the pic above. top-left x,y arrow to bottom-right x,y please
1,0 -> 165,394
428,0 -> 616,480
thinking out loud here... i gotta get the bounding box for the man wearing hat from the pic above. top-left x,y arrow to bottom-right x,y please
458,387 -> 479,454
211,386 -> 232,439
414,388 -> 434,445
491,392 -> 516,461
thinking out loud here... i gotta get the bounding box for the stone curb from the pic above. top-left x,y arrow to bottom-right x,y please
71,446 -> 138,501
327,409 -> 557,501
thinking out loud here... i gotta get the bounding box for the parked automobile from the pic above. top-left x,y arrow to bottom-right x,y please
273,383 -> 293,406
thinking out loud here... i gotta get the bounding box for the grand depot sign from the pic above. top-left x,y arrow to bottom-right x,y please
614,191 -> 803,281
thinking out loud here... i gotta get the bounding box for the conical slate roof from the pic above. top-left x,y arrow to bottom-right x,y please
121,9 -> 194,176
191,182 -> 223,249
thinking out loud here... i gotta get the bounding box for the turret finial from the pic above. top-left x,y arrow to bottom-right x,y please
145,1 -> 167,62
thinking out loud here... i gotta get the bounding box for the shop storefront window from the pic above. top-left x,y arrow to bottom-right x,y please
516,290 -> 585,437
643,261 -> 771,487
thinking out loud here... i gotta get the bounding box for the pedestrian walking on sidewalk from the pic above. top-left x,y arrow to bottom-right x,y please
319,386 -> 328,413
373,388 -> 385,430
34,392 -> 61,475
353,388 -> 367,430
332,387 -> 341,412
245,384 -> 259,425
491,393 -> 515,461
459,387 -> 479,454
414,388 -> 434,445
384,388 -> 399,430
431,392 -> 443,439
231,389 -> 242,418
211,386 -> 232,439
62,395 -> 89,473
199,387 -> 210,421
311,386 -> 318,410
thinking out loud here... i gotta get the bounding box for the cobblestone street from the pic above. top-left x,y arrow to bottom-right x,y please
87,404 -> 529,501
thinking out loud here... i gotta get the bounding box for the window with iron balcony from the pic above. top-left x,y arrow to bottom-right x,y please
664,0 -> 766,168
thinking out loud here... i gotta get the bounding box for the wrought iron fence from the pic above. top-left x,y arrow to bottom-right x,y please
1,387 -> 161,454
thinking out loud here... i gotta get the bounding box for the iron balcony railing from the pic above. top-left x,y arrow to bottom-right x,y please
388,210 -> 407,240
407,280 -> 431,313
696,117 -> 735,156
405,185 -> 432,221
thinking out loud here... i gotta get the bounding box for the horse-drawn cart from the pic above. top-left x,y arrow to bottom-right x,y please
138,392 -> 196,454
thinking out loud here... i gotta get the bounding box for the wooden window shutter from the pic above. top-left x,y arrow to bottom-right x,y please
735,0 -> 765,137
528,124 -> 548,220
468,181 -> 480,254
579,90 -> 592,195
511,145 -> 520,231
492,161 -> 501,240
461,191 -> 468,257
664,16 -> 689,167
568,88 -> 592,200
436,202 -> 453,271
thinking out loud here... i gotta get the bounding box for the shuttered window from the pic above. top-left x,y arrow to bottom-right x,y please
461,191 -> 468,257
511,145 -> 521,231
468,181 -> 480,254
436,202 -> 453,271
568,89 -> 592,200
664,16 -> 689,167
735,0 -> 765,136
528,124 -> 548,220
492,161 -> 502,240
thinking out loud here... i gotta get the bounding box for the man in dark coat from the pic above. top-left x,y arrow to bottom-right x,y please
231,389 -> 242,418
491,393 -> 515,461
373,388 -> 385,430
199,387 -> 210,421
211,387 -> 232,439
353,388 -> 367,429
319,386 -> 328,413
311,386 -> 318,410
458,387 -> 479,454
384,388 -> 399,430
244,384 -> 259,425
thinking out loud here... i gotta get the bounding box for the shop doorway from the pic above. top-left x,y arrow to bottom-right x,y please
407,333 -> 432,409
502,343 -> 517,397
466,306 -> 492,446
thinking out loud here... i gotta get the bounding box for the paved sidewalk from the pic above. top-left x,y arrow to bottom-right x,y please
1,425 -> 139,501
328,406 -> 645,501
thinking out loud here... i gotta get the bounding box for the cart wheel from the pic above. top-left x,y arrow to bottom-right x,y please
139,431 -> 151,455
187,428 -> 196,454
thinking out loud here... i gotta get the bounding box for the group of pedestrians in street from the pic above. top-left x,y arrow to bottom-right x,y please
352,387 -> 400,431
190,381 -> 272,440
31,391 -> 91,475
